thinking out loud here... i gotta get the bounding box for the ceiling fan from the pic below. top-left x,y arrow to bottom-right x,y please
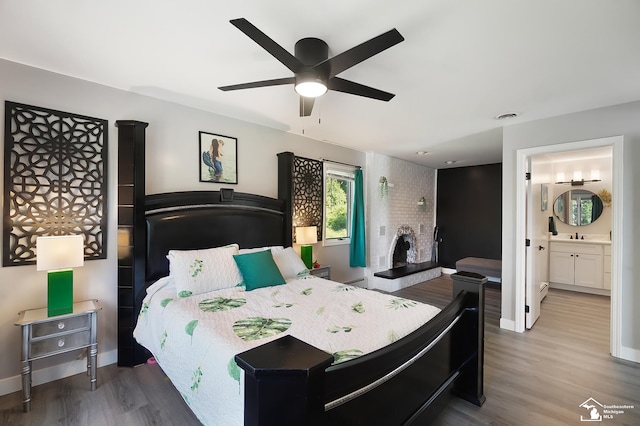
218,18 -> 404,117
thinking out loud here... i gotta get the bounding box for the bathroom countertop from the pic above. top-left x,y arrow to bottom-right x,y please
549,236 -> 611,245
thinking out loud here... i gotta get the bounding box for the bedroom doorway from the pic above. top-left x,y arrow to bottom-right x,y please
516,136 -> 623,357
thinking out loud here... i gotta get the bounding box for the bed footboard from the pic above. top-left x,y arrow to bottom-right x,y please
236,271 -> 486,426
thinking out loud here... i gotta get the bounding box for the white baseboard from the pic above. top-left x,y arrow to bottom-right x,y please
0,349 -> 117,397
500,318 -> 516,331
618,345 -> 640,363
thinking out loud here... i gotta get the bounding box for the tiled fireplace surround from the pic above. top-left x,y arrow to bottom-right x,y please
365,154 -> 441,292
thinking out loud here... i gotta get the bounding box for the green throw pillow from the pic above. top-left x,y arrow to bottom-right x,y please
233,249 -> 286,291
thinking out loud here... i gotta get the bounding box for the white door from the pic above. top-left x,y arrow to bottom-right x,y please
525,158 -> 541,329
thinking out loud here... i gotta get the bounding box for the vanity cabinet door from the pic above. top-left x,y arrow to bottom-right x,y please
574,253 -> 603,288
549,251 -> 575,285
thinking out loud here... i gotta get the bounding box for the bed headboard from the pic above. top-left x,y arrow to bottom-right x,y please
144,190 -> 288,283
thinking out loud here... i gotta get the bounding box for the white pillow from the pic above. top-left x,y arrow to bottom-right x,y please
167,244 -> 242,297
238,245 -> 284,254
271,247 -> 309,280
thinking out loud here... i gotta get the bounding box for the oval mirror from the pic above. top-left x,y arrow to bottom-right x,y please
553,189 -> 604,226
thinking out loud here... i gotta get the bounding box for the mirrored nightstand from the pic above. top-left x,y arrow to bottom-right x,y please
15,299 -> 101,412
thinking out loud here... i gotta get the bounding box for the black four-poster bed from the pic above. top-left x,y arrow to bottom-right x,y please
131,189 -> 486,425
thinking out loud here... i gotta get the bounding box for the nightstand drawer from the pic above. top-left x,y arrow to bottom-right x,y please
309,266 -> 331,280
312,269 -> 329,279
31,315 -> 89,338
31,330 -> 91,358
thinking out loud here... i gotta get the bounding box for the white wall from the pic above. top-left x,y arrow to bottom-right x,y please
502,100 -> 640,360
547,152 -> 612,237
365,152 -> 436,281
0,59 -> 366,393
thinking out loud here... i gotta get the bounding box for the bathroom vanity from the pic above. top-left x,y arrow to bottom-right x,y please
549,237 -> 611,295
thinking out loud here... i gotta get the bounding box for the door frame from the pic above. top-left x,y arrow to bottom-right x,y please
515,136 -> 623,357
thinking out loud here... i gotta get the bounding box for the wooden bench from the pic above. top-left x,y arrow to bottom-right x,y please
455,257 -> 501,281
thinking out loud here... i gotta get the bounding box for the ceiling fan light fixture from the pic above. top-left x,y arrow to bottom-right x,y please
295,80 -> 327,98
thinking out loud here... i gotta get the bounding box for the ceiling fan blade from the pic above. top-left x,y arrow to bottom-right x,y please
328,77 -> 395,101
230,18 -> 303,73
300,96 -> 315,117
317,28 -> 404,77
218,77 -> 294,91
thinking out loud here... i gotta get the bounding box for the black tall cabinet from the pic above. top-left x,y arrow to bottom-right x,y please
277,152 -> 295,245
116,120 -> 148,366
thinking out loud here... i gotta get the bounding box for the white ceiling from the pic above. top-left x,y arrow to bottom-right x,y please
1,0 -> 639,169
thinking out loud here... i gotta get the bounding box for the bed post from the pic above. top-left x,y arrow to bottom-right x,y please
236,335 -> 334,426
451,271 -> 486,406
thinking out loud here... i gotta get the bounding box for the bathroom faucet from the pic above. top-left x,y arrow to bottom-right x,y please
575,232 -> 579,239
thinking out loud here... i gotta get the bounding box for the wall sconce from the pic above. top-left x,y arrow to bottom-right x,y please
556,170 -> 601,186
556,178 -> 602,186
295,226 -> 318,269
36,235 -> 84,317
379,176 -> 395,198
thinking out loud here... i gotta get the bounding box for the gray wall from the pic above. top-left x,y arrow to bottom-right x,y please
0,59 -> 366,392
502,100 -> 640,358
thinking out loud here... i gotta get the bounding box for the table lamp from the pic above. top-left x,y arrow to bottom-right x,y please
36,235 -> 84,317
295,226 -> 318,269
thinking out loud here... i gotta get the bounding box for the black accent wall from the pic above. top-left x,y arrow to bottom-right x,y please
436,163 -> 502,269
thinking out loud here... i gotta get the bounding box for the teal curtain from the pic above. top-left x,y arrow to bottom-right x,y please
350,169 -> 366,267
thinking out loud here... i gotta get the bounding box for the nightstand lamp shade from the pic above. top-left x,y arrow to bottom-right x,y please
295,226 -> 317,269
36,235 -> 84,317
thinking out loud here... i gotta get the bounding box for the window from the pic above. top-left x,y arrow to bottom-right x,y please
323,164 -> 355,246
570,190 -> 593,226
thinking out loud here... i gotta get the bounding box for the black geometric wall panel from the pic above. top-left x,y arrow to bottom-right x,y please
3,101 -> 108,266
292,156 -> 323,242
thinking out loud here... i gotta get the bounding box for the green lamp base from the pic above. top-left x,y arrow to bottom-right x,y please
300,245 -> 313,269
48,270 -> 73,317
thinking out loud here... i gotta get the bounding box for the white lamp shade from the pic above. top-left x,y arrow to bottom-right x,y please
295,226 -> 318,245
36,235 -> 84,271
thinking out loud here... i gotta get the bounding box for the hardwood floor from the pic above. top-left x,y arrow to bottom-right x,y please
396,276 -> 640,426
1,275 -> 638,425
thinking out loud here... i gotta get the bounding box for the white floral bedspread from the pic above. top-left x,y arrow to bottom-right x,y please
133,275 -> 440,425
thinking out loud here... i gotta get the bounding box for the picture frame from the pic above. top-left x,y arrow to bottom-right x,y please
199,131 -> 238,184
541,184 -> 548,211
